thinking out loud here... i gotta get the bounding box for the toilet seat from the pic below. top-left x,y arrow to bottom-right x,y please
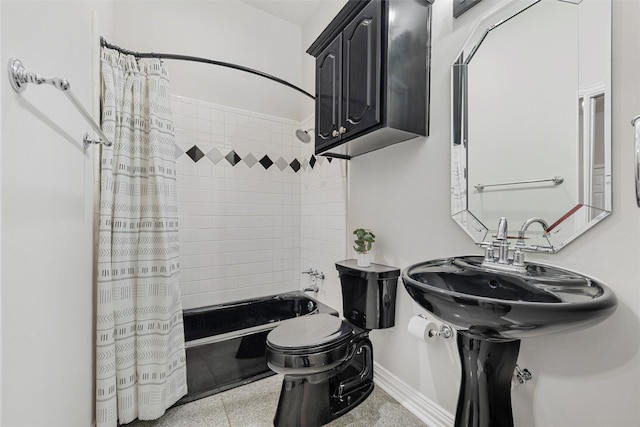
266,314 -> 355,375
268,313 -> 354,351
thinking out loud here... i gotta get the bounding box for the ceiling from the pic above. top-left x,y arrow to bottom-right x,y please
239,0 -> 325,27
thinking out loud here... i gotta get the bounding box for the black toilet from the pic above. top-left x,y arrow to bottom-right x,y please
265,259 -> 400,427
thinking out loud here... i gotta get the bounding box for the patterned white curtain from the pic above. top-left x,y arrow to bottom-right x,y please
96,47 -> 188,426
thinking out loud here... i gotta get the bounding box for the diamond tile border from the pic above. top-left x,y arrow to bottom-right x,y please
206,147 -> 224,164
243,153 -> 258,168
185,145 -> 205,162
225,150 -> 242,166
259,155 -> 274,170
275,157 -> 288,171
178,143 -> 339,173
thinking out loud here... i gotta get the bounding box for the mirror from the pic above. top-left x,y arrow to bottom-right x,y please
451,0 -> 611,252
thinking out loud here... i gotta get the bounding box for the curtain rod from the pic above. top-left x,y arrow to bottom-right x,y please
100,37 -> 315,100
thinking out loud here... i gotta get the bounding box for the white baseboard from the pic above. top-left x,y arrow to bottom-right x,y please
373,362 -> 454,427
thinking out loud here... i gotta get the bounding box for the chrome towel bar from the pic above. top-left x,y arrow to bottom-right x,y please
475,176 -> 564,192
7,57 -> 112,149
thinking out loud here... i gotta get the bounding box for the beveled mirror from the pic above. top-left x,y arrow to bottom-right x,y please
451,0 -> 611,252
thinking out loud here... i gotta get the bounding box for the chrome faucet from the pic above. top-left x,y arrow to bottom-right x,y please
480,217 -> 526,273
517,217 -> 549,243
481,217 -> 551,272
513,217 -> 549,266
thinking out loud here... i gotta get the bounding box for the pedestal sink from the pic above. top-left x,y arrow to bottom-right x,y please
402,256 -> 617,427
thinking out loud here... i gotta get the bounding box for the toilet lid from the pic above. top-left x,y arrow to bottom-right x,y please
267,313 -> 353,351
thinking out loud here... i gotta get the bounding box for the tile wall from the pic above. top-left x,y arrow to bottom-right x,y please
299,117 -> 348,312
172,95 -> 347,310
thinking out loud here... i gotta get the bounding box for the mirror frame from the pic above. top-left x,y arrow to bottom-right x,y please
451,0 -> 612,253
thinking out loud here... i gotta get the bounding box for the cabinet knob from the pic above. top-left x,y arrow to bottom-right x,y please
339,126 -> 347,134
332,129 -> 340,137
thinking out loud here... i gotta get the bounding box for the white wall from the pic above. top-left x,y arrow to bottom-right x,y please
1,1 -> 114,426
113,0 -> 308,122
335,0 -> 640,426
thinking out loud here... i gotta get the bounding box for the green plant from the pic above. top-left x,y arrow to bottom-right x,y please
353,228 -> 375,254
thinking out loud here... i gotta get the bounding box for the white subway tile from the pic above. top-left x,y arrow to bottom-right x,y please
211,109 -> 225,123
212,122 -> 225,136
173,95 -> 345,308
224,111 -> 237,125
182,102 -> 197,117
237,114 -> 249,128
197,105 -> 211,121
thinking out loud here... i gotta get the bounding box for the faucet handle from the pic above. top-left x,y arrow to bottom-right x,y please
476,241 -> 497,262
483,245 -> 495,262
496,217 -> 508,241
512,248 -> 526,267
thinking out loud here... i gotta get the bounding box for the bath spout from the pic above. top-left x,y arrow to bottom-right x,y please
302,268 -> 323,292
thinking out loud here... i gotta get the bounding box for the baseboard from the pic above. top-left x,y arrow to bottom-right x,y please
373,362 -> 455,427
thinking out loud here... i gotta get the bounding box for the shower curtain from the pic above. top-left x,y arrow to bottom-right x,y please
96,48 -> 188,426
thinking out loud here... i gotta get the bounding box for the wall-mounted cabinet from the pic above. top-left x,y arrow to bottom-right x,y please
308,0 -> 433,159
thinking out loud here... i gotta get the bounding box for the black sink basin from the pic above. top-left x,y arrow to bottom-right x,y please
402,256 -> 617,339
404,256 -> 618,427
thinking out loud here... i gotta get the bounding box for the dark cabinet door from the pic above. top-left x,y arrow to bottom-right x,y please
309,0 -> 430,157
315,34 -> 342,149
342,0 -> 382,137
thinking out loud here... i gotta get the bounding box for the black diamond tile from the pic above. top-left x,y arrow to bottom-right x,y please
309,155 -> 316,169
186,145 -> 205,163
259,155 -> 273,170
225,150 -> 242,166
290,159 -> 301,173
327,158 -> 333,163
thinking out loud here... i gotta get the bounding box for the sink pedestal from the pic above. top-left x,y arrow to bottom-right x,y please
455,331 -> 520,427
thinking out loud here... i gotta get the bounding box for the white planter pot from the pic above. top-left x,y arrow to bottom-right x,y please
356,253 -> 370,267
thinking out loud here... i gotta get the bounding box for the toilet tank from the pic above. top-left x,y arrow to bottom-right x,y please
336,259 -> 400,330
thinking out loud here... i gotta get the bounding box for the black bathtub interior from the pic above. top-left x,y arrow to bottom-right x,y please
177,291 -> 338,405
184,293 -> 321,341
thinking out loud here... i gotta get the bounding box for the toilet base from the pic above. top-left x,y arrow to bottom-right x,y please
273,338 -> 374,427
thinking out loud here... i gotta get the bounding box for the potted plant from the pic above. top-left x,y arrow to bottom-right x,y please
353,228 -> 375,267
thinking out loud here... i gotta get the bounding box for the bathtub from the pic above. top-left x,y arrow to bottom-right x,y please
177,291 -> 338,405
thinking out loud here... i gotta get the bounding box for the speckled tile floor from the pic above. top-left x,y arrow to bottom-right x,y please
125,374 -> 427,427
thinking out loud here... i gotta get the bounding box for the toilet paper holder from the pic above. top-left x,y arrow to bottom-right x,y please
420,315 -> 454,340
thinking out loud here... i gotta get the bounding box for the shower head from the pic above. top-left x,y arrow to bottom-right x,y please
295,128 -> 314,144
